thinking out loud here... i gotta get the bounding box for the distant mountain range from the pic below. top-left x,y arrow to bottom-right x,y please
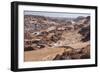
24,15 -> 89,32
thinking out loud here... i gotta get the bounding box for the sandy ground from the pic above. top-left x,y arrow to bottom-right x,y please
68,41 -> 90,49
24,48 -> 65,61
24,41 -> 90,61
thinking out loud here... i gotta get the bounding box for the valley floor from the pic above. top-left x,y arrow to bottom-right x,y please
24,41 -> 90,61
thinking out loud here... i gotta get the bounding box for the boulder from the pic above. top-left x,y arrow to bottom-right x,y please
24,46 -> 33,51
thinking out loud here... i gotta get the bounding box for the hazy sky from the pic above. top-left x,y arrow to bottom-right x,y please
24,11 -> 90,18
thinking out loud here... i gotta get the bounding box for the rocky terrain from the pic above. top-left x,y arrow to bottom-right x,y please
24,15 -> 90,61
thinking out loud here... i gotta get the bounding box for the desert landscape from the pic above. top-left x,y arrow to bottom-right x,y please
24,11 -> 90,61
